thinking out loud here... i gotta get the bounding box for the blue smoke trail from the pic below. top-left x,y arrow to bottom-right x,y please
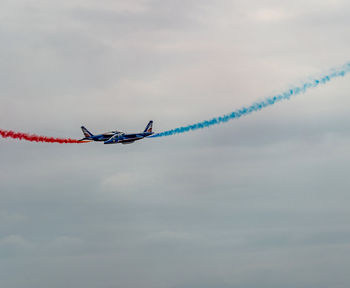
151,62 -> 350,138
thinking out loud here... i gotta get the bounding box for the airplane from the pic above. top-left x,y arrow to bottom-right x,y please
79,121 -> 154,144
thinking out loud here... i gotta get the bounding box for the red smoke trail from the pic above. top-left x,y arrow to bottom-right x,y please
0,129 -> 86,144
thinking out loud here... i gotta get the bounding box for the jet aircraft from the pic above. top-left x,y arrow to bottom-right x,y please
80,121 -> 154,144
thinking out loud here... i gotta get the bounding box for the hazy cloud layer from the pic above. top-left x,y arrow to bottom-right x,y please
1,1 -> 350,288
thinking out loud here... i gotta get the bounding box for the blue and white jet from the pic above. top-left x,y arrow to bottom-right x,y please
80,121 -> 154,144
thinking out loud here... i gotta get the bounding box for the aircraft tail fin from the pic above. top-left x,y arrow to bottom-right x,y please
144,120 -> 153,133
81,126 -> 93,138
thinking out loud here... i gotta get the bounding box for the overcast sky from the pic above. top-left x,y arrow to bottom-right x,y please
1,1 -> 350,287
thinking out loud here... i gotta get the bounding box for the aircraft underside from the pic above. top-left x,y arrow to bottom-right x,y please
119,137 -> 142,144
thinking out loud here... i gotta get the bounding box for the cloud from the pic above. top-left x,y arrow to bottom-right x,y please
1,0 -> 350,287
252,8 -> 291,22
0,235 -> 28,247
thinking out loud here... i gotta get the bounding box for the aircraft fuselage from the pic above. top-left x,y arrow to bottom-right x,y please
104,132 -> 153,144
79,121 -> 154,145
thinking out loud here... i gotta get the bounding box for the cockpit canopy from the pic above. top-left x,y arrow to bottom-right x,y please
103,130 -> 124,136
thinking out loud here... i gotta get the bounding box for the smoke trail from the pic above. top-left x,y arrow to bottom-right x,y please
0,129 -> 84,144
151,62 -> 350,138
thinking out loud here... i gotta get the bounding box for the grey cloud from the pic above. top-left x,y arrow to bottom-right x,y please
1,0 -> 350,287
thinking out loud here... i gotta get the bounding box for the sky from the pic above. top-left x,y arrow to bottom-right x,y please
1,0 -> 350,287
